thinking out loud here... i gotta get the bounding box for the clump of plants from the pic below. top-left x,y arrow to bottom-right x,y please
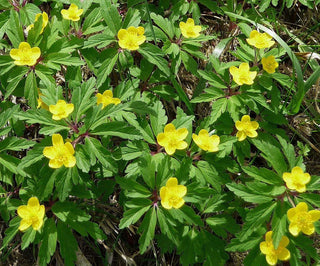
1,0 -> 320,265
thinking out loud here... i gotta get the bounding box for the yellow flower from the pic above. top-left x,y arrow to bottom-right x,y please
246,30 -> 275,49
287,202 -> 320,236
192,129 -> 220,152
179,18 -> 202,38
229,63 -> 257,86
9,42 -> 41,66
37,89 -> 49,110
43,134 -> 76,168
117,26 -> 146,51
260,231 -> 290,265
17,197 -> 45,231
235,115 -> 259,141
49,100 -> 74,120
96,90 -> 121,109
27,12 -> 49,34
282,166 -> 311,193
61,3 -> 83,21
160,177 -> 187,209
157,123 -> 188,155
261,56 -> 279,74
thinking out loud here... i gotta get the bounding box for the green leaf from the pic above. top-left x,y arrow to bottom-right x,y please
85,137 -> 117,171
181,50 -> 198,75
226,236 -> 261,252
21,227 -> 36,250
242,166 -> 282,185
91,121 -> 142,140
198,70 -> 227,89
55,167 -> 77,201
122,8 -> 141,29
292,235 -> 319,262
116,176 -> 151,195
6,10 -> 24,47
0,137 -> 35,152
227,183 -> 274,203
196,161 -> 225,192
271,202 -> 288,249
82,8 -> 103,33
4,67 -> 29,99
75,144 -> 92,173
170,205 -> 204,226
18,140 -> 49,171
24,71 -> 38,109
0,153 -> 24,175
46,53 -> 84,66
150,12 -> 174,39
276,135 -> 296,169
99,0 -> 121,35
138,207 -> 157,254
300,193 -> 320,206
96,49 -> 118,88
139,153 -> 156,189
36,167 -> 56,201
139,43 -> 170,77
170,76 -> 193,114
150,100 -> 168,136
119,205 -> 151,229
239,202 -> 276,242
71,77 -> 96,121
206,214 -> 240,238
0,105 -> 19,128
15,109 -> 69,130
53,201 -> 91,223
157,208 -> 179,245
210,98 -> 228,123
38,218 -> 57,266
251,133 -> 287,175
0,216 -> 20,251
57,221 -> 78,266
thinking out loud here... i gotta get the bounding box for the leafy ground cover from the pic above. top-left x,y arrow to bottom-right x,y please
1,0 -> 320,265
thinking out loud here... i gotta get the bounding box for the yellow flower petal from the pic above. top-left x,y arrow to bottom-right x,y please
278,235 -> 289,248
277,248 -> 290,261
309,210 -> 320,222
266,254 -> 278,266
259,242 -> 269,255
166,177 -> 178,187
43,146 -> 57,159
172,198 -> 185,209
64,142 -> 75,155
52,134 -> 64,146
164,123 -> 176,133
164,145 -> 176,155
301,223 -> 315,235
49,159 -> 64,169
17,206 -> 30,219
19,219 -> 32,231
176,128 -> 188,140
63,155 -> 76,168
289,222 -> 301,236
156,133 -> 167,146
236,130 -> 247,141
